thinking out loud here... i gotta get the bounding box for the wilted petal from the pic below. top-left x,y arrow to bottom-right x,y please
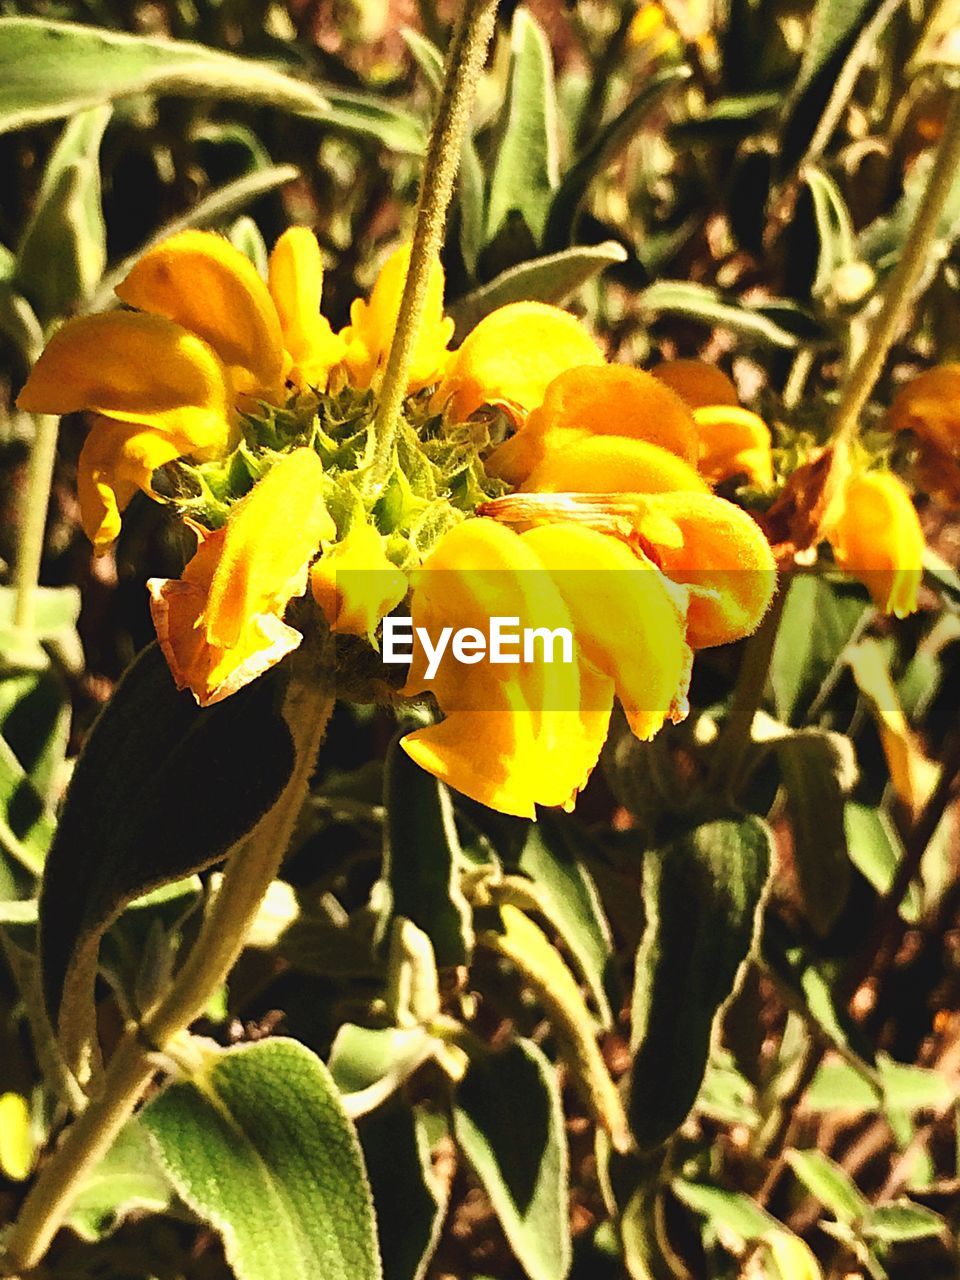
487,364 -> 698,485
268,227 -> 346,391
434,302 -> 604,422
17,311 -> 234,456
116,230 -> 286,403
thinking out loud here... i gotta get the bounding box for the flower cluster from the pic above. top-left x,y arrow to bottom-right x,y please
18,226 -> 786,815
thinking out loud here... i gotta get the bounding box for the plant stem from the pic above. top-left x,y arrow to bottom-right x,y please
370,0 -> 499,486
13,415 -> 59,631
709,587 -> 786,797
0,666 -> 333,1276
830,88 -> 960,454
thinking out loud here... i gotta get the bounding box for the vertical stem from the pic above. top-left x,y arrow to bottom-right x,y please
830,88 -> 960,453
0,670 -> 333,1276
13,414 -> 59,630
371,0 -> 499,485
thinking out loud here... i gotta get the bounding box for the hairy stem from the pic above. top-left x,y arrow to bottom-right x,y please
370,0 -> 499,484
0,668 -> 333,1276
13,414 -> 59,631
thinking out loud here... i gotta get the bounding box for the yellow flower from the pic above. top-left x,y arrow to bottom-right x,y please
340,243 -> 454,391
651,359 -> 739,409
434,301 -> 605,422
486,364 -> 699,485
627,3 -> 678,57
517,434 -> 709,496
889,362 -> 960,459
693,405 -> 774,488
17,228 -> 344,550
310,520 -> 408,636
148,449 -> 333,706
399,518 -> 690,816
824,471 -> 924,618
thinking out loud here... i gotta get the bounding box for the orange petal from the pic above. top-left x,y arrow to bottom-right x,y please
116,230 -> 285,402
434,302 -> 604,422
651,359 -> 739,409
637,491 -> 777,647
204,448 -> 335,649
268,227 -> 346,391
518,434 -> 709,495
889,363 -> 960,457
16,311 -> 234,456
694,405 -> 774,487
825,472 -> 924,618
487,363 -> 698,485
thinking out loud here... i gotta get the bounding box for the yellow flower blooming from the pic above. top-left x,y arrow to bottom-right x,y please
400,518 -> 690,817
310,520 -> 408,636
268,227 -> 346,390
824,471 -> 924,618
149,449 -> 333,706
486,364 -> 699,486
434,301 -> 605,422
341,243 -> 454,391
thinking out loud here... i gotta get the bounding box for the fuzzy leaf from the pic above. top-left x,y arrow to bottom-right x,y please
637,280 -> 823,349
628,816 -> 772,1152
844,803 -> 921,924
65,1119 -> 172,1242
771,575 -> 868,724
785,1148 -> 869,1224
143,1039 -> 381,1280
862,1201 -> 945,1243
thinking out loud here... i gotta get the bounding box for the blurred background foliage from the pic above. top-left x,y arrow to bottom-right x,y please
2,0 -> 960,1277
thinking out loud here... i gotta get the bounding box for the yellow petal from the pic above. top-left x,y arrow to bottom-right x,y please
762,1231 -> 824,1280
0,1092 -> 34,1182
341,243 -> 453,391
520,523 -> 691,739
889,362 -> 960,457
310,521 -> 408,635
16,311 -> 234,455
636,491 -> 777,647
519,434 -> 709,495
268,227 -> 346,391
401,518 -> 606,814
204,448 -> 335,649
116,230 -> 286,402
434,302 -> 604,422
694,404 -> 774,487
651,359 -> 739,409
78,415 -> 182,551
825,472 -> 924,617
149,528 -> 303,708
487,363 -> 698,485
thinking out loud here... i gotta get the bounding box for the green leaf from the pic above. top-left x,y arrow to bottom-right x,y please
504,815 -> 616,1028
784,1148 -> 869,1224
775,730 -> 855,934
0,669 -> 70,807
454,1038 -> 570,1280
779,0 -> 896,172
628,816 -> 772,1152
673,1180 -> 776,1248
39,644 -> 294,1061
450,242 -> 627,337
806,1055 -> 956,1113
400,28 -> 444,95
90,165 -> 299,310
804,166 -> 856,298
358,1102 -> 447,1280
143,1038 -> 381,1280
486,9 -> 559,243
669,91 -> 781,142
636,280 -> 823,349
0,280 -> 42,363
328,1024 -> 437,1116
771,575 -> 869,724
844,803 -> 921,924
0,583 -> 83,675
862,1201 -> 945,1243
0,733 -> 56,876
0,17 -> 332,133
65,1119 -> 172,1241
380,739 -> 473,967
544,66 -> 690,251
15,105 -> 109,321
858,152 -> 960,283
319,87 -> 427,155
